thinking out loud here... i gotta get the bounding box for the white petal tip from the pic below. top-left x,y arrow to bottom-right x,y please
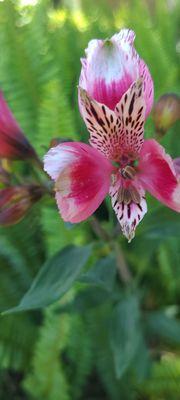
122,224 -> 135,243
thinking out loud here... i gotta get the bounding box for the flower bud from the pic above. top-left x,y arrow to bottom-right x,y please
0,91 -> 38,160
153,93 -> 180,137
0,185 -> 43,226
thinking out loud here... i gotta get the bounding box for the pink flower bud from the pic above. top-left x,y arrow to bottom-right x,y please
0,91 -> 38,160
153,93 -> 180,136
0,185 -> 43,226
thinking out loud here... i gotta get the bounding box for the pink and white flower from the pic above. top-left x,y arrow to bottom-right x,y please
79,29 -> 153,117
44,29 -> 180,242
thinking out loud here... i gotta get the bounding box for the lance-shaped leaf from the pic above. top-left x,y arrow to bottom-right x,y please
2,245 -> 92,314
78,256 -> 116,292
109,294 -> 141,378
145,311 -> 180,345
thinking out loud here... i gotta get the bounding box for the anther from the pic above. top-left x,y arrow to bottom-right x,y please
121,165 -> 136,180
111,174 -> 117,186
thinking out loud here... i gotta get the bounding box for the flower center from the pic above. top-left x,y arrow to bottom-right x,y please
111,158 -> 140,205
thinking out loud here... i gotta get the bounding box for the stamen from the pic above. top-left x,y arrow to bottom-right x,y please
111,174 -> 117,185
121,165 -> 136,180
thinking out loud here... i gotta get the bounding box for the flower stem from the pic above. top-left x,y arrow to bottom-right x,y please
90,215 -> 111,241
113,241 -> 132,285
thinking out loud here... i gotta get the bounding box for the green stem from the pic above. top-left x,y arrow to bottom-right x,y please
90,215 -> 111,242
90,215 -> 132,285
113,241 -> 132,285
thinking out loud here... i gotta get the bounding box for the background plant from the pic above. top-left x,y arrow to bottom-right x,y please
0,0 -> 179,399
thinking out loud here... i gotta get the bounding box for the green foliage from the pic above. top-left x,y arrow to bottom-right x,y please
139,354 -> 180,400
0,0 -> 179,399
109,294 -> 141,378
4,245 -> 92,313
24,308 -> 70,400
79,255 -> 117,292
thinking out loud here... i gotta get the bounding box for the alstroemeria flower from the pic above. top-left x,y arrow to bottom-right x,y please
44,77 -> 180,241
0,91 -> 37,160
79,29 -> 154,117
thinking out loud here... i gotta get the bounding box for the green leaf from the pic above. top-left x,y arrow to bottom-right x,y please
56,287 -> 115,315
133,337 -> 151,381
2,245 -> 91,314
145,311 -> 180,344
78,256 -> 116,292
139,207 -> 180,239
109,294 -> 141,378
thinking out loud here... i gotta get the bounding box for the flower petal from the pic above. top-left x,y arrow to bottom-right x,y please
79,87 -> 124,161
79,29 -> 154,115
173,158 -> 180,177
79,29 -> 139,111
44,142 -> 113,223
138,139 -> 180,212
139,59 -> 154,117
115,79 -> 146,156
110,180 -> 147,242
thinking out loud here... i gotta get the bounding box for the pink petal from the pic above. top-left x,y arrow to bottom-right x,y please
138,139 -> 180,212
0,91 -> 36,160
78,87 -> 124,161
44,143 -> 78,180
138,59 -> 154,117
110,179 -> 147,242
79,29 -> 154,114
115,79 -> 146,156
44,142 -> 113,223
79,29 -> 139,111
173,158 -> 180,177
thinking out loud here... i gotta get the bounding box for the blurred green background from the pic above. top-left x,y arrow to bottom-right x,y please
0,0 -> 180,399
